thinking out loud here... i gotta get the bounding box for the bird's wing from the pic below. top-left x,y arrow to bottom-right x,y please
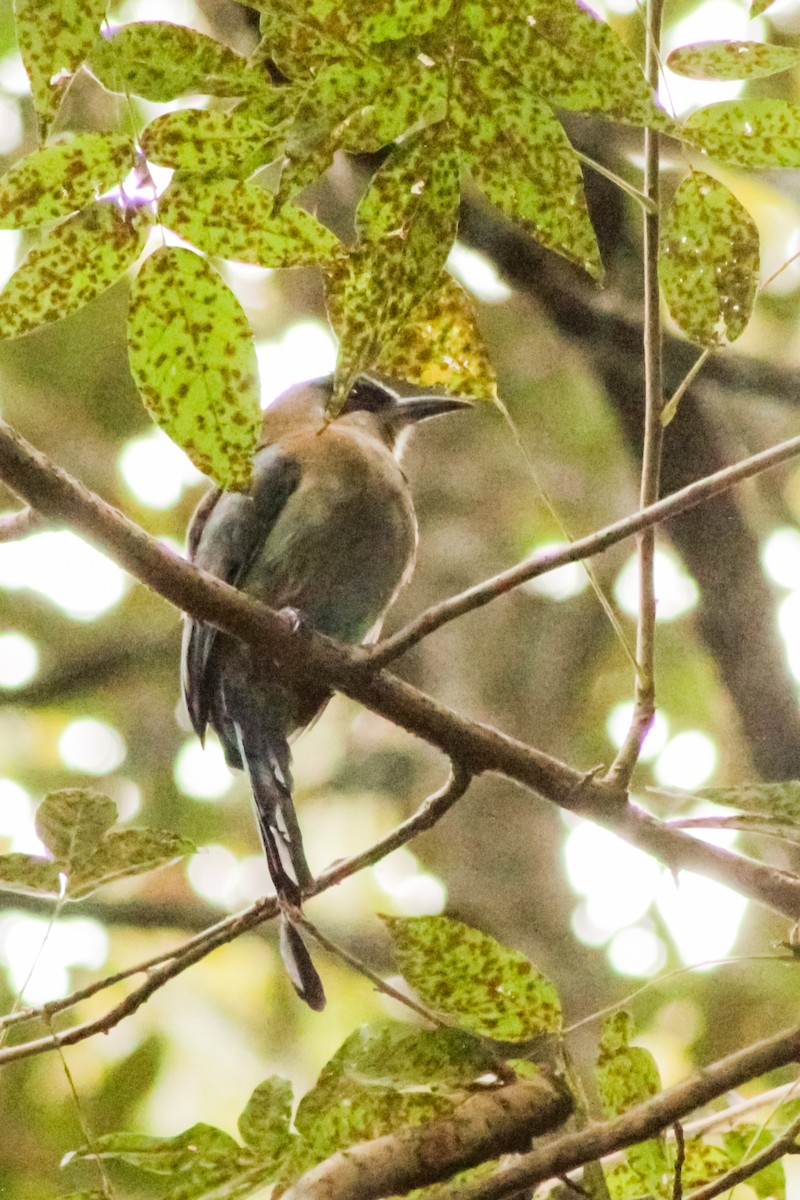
181,447 -> 302,741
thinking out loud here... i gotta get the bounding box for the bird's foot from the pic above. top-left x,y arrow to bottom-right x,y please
279,606 -> 308,636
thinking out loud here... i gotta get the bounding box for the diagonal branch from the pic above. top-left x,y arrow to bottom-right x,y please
369,430 -> 800,665
1,419 -> 800,944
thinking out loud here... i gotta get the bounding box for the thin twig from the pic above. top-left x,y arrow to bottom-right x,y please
685,1110 -> 800,1200
369,430 -> 800,667
0,769 -> 471,1063
673,1122 -> 685,1200
297,916 -> 446,1027
0,505 -> 42,542
604,0 -> 666,791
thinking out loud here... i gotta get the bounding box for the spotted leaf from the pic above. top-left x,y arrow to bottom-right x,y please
383,915 -> 562,1041
684,99 -> 800,167
14,0 -> 107,138
0,202 -> 149,339
377,275 -> 497,400
127,247 -> 261,490
0,134 -> 133,229
659,172 -> 759,347
667,41 -> 800,81
454,63 -> 600,278
89,21 -> 263,103
141,103 -> 289,174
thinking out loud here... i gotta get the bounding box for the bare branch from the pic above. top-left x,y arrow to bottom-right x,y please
281,1074 -> 573,1200
370,430 -> 800,666
1,420 -> 800,943
0,505 -> 42,542
433,1022 -> 800,1200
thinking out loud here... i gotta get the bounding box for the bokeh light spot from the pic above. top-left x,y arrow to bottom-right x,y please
59,718 -> 127,775
0,531 -> 127,620
0,631 -> 38,688
174,738 -> 234,801
653,730 -> 717,790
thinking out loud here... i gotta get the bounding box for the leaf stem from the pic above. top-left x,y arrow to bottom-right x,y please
604,0 -> 666,792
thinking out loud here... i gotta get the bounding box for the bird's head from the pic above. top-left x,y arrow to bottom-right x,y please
259,374 -> 471,455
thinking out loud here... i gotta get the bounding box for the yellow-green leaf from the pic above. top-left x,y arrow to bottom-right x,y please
684,99 -> 800,167
0,134 -> 133,229
67,828 -> 195,899
159,175 -> 340,267
597,1012 -> 662,1117
237,1078 -> 294,1158
751,0 -> 779,14
378,275 -> 497,400
127,247 -> 261,490
141,104 -> 287,174
454,63 -> 601,278
460,0 -> 671,130
36,788 -> 116,863
659,172 -> 759,347
302,0 -> 453,43
328,131 -> 461,403
0,202 -> 149,340
286,59 -> 388,159
667,41 -> 800,81
383,915 -> 562,1042
14,0 -> 107,138
0,853 -> 63,897
89,21 -> 262,102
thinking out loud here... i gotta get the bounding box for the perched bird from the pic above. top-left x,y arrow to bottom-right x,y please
182,374 -> 470,1008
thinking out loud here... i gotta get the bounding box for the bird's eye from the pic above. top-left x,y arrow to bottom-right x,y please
342,378 -> 394,414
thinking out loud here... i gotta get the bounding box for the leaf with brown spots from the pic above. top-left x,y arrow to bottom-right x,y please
683,99 -> 800,167
459,0 -> 672,130
453,62 -> 601,278
14,0 -> 107,139
0,202 -> 149,339
667,40 -> 800,81
159,175 -> 340,267
141,102 -> 290,175
383,915 -> 562,1042
659,172 -> 759,349
0,133 -> 133,229
596,1012 -> 669,1197
89,21 -> 264,103
326,129 -> 461,406
127,247 -> 261,491
0,789 -> 193,900
378,275 -> 497,400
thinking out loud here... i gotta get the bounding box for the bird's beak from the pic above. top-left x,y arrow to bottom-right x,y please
395,395 -> 473,424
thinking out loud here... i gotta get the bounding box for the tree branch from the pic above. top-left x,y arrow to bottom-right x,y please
370,431 -> 800,665
433,1022 -> 800,1200
1,419 -> 799,955
281,1074 -> 573,1200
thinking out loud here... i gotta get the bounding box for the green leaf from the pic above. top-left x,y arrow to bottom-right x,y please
377,275 -> 497,400
0,202 -> 148,340
597,1013 -> 669,1198
339,67 -> 448,153
694,781 -> 800,821
666,41 -> 800,81
237,1077 -> 294,1159
383,915 -> 562,1041
659,172 -> 759,347
303,0 -> 453,43
460,0 -> 671,129
327,131 -> 460,402
89,22 -> 263,103
66,828 -> 195,899
127,247 -> 261,490
36,788 -> 116,863
141,104 -> 288,174
14,0 -> 106,138
454,63 -> 600,278
0,790 -> 193,900
285,1022 -> 466,1184
0,134 -> 133,230
596,1012 -> 662,1117
723,1127 -> 786,1200
752,0 -> 779,14
255,1 -> 348,81
680,1138 -> 732,1189
285,59 -> 388,159
159,175 -> 340,267
684,100 -> 800,167
0,853 -> 63,897
67,1124 -> 243,1174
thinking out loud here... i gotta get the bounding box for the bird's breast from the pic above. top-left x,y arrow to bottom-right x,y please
244,431 -> 417,644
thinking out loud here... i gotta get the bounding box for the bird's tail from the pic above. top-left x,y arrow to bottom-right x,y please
234,719 -> 325,1011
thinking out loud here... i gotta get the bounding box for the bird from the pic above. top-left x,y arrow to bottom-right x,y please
181,374 -> 470,1009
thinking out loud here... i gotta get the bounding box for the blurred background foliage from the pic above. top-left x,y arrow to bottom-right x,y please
3,0 -> 800,1196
